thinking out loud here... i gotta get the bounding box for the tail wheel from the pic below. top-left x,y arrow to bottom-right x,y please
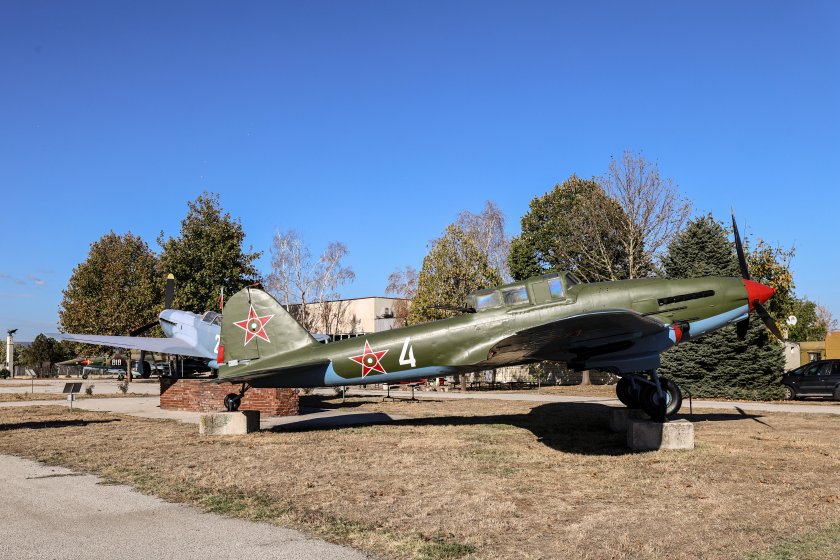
223,393 -> 241,412
616,375 -> 643,408
783,385 -> 796,401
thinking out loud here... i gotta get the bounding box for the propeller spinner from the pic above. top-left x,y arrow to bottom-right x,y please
731,212 -> 783,341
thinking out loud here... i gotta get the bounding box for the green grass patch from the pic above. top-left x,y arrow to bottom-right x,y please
417,537 -> 476,560
742,520 -> 840,560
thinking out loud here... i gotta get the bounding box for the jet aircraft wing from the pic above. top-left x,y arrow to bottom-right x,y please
486,309 -> 671,368
47,333 -> 213,359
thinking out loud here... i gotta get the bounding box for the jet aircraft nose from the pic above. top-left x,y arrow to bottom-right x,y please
742,279 -> 775,310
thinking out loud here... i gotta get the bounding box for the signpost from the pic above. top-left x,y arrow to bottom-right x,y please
63,382 -> 82,409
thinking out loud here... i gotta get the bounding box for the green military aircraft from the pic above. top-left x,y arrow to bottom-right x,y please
216,215 -> 780,422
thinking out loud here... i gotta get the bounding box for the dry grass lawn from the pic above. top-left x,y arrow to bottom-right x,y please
1,396 -> 839,560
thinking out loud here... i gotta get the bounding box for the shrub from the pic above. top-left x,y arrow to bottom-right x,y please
117,381 -> 129,394
0,368 -> 10,379
84,384 -> 94,396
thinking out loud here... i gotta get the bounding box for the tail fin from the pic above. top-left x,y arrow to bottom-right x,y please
219,287 -> 317,364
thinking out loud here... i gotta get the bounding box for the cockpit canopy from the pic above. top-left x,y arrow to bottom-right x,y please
465,272 -> 581,312
201,311 -> 222,326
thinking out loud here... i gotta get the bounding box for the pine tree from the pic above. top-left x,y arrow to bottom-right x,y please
158,192 -> 262,313
659,214 -> 784,399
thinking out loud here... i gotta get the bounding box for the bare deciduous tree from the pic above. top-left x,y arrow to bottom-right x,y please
267,229 -> 355,334
599,151 -> 692,278
385,266 -> 418,327
816,303 -> 838,333
456,200 -> 511,281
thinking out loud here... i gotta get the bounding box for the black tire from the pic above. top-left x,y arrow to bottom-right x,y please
224,393 -> 241,412
640,385 -> 667,422
833,386 -> 840,402
81,372 -> 89,380
616,376 -> 643,408
660,377 -> 683,417
783,385 -> 796,401
140,361 -> 152,379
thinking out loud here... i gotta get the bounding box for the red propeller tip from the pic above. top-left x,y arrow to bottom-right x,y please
742,279 -> 775,310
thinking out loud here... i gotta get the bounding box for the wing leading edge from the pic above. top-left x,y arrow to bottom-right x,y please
47,333 -> 213,359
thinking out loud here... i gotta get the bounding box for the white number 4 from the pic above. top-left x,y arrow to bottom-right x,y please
399,337 -> 416,368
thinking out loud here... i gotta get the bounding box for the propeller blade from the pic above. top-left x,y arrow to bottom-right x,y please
736,318 -> 749,340
164,274 -> 175,309
130,320 -> 159,337
731,211 -> 750,280
754,301 -> 784,341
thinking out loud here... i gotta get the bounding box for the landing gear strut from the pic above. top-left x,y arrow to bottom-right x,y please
224,383 -> 250,412
616,372 -> 682,422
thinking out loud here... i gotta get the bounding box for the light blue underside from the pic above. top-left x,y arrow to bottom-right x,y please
323,364 -> 459,387
682,304 -> 749,339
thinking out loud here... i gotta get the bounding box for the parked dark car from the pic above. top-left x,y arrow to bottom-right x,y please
781,359 -> 840,400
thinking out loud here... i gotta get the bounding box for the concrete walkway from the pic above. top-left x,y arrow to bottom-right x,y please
321,388 -> 840,415
0,378 -> 160,395
0,454 -> 370,560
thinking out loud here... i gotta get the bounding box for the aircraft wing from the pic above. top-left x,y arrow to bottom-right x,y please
486,309 -> 671,371
47,333 -> 213,359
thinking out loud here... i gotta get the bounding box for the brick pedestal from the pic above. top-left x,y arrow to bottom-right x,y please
160,378 -> 299,417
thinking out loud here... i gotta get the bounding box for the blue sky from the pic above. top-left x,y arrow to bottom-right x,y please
2,1 -> 838,341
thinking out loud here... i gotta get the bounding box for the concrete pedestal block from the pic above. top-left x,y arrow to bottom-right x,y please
609,408 -> 648,432
199,411 -> 260,435
627,418 -> 695,451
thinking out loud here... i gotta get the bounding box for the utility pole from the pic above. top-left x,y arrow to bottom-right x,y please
6,329 -> 17,379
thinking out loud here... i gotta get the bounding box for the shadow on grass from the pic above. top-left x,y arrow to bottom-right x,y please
0,419 -> 120,431
297,395 -> 769,455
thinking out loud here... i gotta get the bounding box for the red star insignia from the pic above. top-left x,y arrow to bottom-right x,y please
349,340 -> 389,377
233,304 -> 275,345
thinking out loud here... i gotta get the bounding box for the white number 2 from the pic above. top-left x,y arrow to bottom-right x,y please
399,337 -> 416,368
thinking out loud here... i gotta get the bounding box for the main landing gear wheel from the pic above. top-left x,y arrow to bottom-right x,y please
640,385 -> 666,422
616,375 -> 644,408
619,373 -> 683,421
659,377 -> 682,417
224,393 -> 241,412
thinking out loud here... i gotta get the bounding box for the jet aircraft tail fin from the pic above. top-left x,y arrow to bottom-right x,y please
219,286 -> 318,365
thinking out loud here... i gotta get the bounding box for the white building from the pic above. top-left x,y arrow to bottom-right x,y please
301,296 -> 410,341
